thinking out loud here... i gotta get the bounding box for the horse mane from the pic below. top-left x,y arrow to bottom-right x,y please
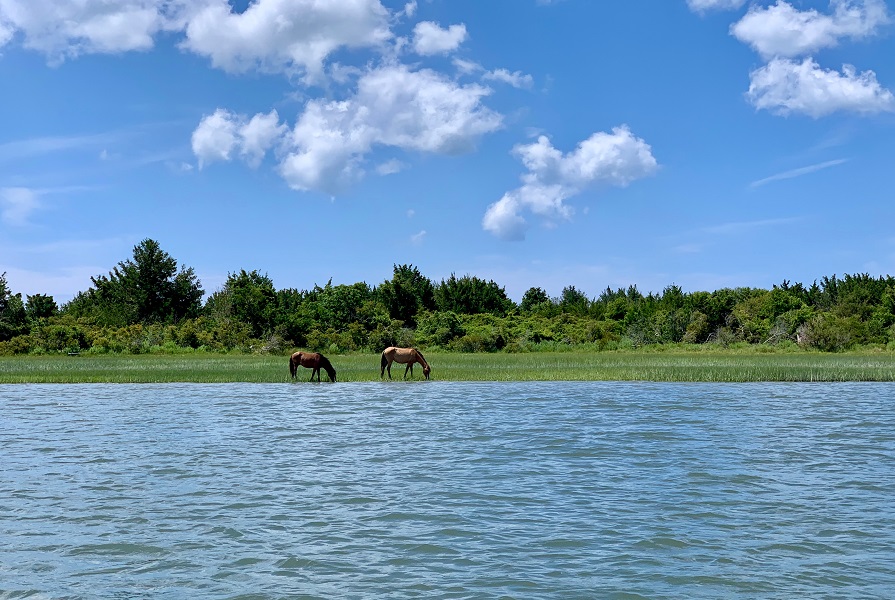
415,348 -> 429,367
319,354 -> 337,380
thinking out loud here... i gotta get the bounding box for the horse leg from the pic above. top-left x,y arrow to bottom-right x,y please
386,361 -> 393,379
309,367 -> 317,382
404,363 -> 412,379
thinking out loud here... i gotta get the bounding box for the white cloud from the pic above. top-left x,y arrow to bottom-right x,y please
482,195 -> 528,241
191,109 -> 238,167
750,158 -> 848,187
410,229 -> 426,244
483,127 -> 658,241
747,57 -> 895,117
376,159 -> 407,175
483,68 -> 534,89
182,0 -> 392,80
453,58 -> 481,75
703,217 -> 800,235
278,64 -> 502,194
0,187 -> 40,226
191,108 -> 286,168
402,1 -> 417,18
411,21 -> 467,55
0,18 -> 13,47
731,0 -> 889,59
0,0 -> 187,62
239,110 -> 288,167
687,0 -> 747,13
0,131 -> 122,162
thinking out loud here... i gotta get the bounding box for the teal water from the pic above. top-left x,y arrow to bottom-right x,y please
1,382 -> 893,598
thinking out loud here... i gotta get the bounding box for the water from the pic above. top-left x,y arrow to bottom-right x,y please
1,382 -> 893,599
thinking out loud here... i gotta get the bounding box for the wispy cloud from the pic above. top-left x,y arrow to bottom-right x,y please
376,159 -> 407,175
0,132 -> 122,162
0,187 -> 41,226
673,243 -> 704,254
704,217 -> 801,235
410,229 -> 427,245
750,158 -> 848,187
0,185 -> 102,226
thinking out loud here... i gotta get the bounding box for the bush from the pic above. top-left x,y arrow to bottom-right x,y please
0,335 -> 35,356
798,313 -> 864,352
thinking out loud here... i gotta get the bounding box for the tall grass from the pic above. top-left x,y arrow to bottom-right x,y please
2,350 -> 895,383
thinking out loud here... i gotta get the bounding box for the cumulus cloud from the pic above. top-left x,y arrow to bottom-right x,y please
0,0 -> 397,77
411,21 -> 467,55
731,0 -> 890,59
1,187 -> 41,226
0,0 -> 188,61
483,127 -> 658,241
747,57 -> 895,117
182,0 -> 392,80
687,0 -> 747,13
191,108 -> 286,168
239,111 -> 288,167
277,64 -> 502,194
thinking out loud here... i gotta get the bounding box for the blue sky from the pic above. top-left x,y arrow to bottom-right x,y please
1,0 -> 894,304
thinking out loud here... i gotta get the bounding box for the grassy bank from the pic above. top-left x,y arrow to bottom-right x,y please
2,349 -> 895,383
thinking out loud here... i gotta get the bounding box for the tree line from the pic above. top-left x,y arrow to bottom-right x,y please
2,238 -> 895,355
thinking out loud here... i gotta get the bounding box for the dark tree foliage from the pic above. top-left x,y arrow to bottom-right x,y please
8,256 -> 895,355
26,294 -> 58,322
63,239 -> 203,327
520,287 -> 552,313
206,270 -> 277,338
0,272 -> 28,342
559,286 -> 590,315
434,274 -> 516,316
273,287 -> 313,345
377,264 -> 436,326
307,280 -> 377,331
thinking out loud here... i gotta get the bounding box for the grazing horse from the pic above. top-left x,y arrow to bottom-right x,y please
380,346 -> 431,380
289,351 -> 337,382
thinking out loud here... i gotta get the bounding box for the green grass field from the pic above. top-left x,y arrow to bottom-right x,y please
2,350 -> 895,383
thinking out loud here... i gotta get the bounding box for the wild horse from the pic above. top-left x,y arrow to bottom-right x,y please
380,346 -> 431,380
289,351 -> 337,382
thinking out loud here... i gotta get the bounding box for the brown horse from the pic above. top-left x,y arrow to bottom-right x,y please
380,346 -> 430,380
289,351 -> 337,382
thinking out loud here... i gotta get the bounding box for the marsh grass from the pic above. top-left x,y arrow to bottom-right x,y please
2,350 -> 895,383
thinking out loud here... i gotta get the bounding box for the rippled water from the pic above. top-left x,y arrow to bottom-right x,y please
1,382 -> 894,598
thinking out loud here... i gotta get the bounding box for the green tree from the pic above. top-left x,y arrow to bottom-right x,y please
377,264 -> 435,326
26,293 -> 58,322
0,273 -> 27,341
65,239 -> 203,326
206,270 -> 277,338
434,274 -> 515,316
311,280 -> 376,331
520,286 -> 552,313
559,285 -> 590,315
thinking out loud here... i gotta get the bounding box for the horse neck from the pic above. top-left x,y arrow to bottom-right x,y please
415,350 -> 428,367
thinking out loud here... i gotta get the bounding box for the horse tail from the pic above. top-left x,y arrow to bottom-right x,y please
380,351 -> 388,374
320,355 -> 336,382
289,354 -> 297,378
